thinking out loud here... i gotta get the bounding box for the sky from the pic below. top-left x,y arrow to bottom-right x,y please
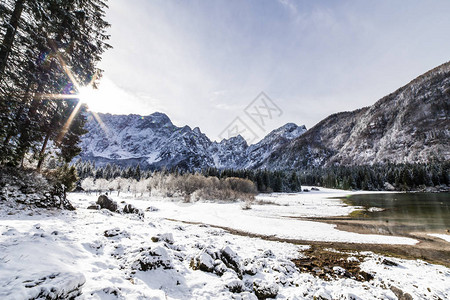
89,0 -> 450,142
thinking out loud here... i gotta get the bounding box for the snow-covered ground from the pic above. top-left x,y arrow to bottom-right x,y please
122,187 -> 416,245
428,233 -> 450,243
0,189 -> 449,299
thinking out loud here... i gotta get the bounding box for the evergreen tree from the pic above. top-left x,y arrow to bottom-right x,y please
134,164 -> 141,181
0,0 -> 110,168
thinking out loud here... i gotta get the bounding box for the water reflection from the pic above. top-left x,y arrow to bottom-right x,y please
344,193 -> 450,231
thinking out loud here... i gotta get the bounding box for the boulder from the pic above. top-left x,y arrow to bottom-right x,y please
220,246 -> 242,277
123,204 -> 136,213
225,279 -> 245,293
213,260 -> 228,276
96,195 -> 118,212
104,227 -> 130,238
243,263 -> 258,276
190,249 -> 215,272
122,203 -> 145,217
132,246 -> 173,271
382,259 -> 399,267
390,286 -> 413,300
384,182 -> 396,191
253,280 -> 279,299
19,272 -> 85,300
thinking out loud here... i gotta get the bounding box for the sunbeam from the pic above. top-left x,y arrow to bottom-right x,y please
34,52 -> 107,141
56,100 -> 83,145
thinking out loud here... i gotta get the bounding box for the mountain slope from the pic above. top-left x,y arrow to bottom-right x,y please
77,112 -> 306,170
78,62 -> 449,170
79,112 -> 214,170
262,62 -> 450,169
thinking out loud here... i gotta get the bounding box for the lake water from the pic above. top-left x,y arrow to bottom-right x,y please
343,193 -> 450,231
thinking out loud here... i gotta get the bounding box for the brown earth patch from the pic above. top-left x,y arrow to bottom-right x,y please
292,245 -> 374,281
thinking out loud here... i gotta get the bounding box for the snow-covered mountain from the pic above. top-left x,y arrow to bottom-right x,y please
77,112 -> 306,170
78,62 -> 449,170
261,61 -> 450,169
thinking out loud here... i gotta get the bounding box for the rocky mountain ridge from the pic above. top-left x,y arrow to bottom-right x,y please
261,61 -> 450,169
77,62 -> 450,170
77,112 -> 306,170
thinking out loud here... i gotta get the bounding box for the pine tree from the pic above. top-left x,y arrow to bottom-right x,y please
0,0 -> 110,169
134,164 -> 141,181
288,171 -> 301,192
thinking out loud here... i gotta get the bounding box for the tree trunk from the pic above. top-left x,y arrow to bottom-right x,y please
0,0 -> 25,79
36,131 -> 50,171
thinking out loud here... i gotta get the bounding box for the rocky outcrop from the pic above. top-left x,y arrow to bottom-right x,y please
0,166 -> 73,210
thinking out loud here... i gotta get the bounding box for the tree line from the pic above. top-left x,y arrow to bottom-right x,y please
0,0 -> 110,169
73,160 -> 303,193
74,160 -> 449,193
298,162 -> 449,191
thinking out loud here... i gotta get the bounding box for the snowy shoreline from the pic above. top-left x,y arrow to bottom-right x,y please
1,188 -> 449,299
107,187 -> 416,245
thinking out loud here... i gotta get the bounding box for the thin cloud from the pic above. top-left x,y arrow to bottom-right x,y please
95,0 -> 450,142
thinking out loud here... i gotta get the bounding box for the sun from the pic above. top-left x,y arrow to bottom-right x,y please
78,86 -> 98,109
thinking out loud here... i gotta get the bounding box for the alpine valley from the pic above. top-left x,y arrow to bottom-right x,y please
76,62 -> 450,171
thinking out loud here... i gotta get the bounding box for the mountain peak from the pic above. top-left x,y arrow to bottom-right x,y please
262,123 -> 307,142
147,112 -> 172,125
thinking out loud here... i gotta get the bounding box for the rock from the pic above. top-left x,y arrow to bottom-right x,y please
214,261 -> 228,276
382,259 -> 399,267
146,206 -> 159,212
87,204 -> 100,210
104,228 -> 121,237
262,249 -> 275,258
123,204 -> 145,217
96,195 -> 118,212
123,203 -> 136,213
384,182 -> 396,191
151,233 -> 174,244
190,249 -> 215,272
101,287 -> 122,297
220,246 -> 242,276
132,246 -> 173,271
311,187 -> 320,191
104,228 -> 129,238
174,225 -> 185,231
253,280 -> 279,299
333,266 -> 346,275
244,263 -> 258,276
226,279 -> 245,293
21,272 -> 85,300
390,286 -> 413,300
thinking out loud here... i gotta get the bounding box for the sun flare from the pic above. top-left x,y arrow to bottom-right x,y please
77,85 -> 112,113
78,86 -> 98,108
